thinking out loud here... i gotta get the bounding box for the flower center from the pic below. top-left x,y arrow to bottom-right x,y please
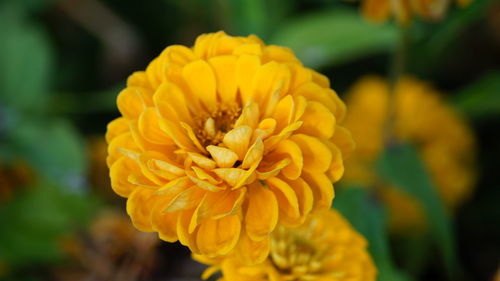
269,226 -> 324,279
194,105 -> 242,147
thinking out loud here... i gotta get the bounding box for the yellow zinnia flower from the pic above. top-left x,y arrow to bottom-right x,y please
361,0 -> 472,23
195,208 -> 376,281
342,76 -> 476,232
106,31 -> 353,261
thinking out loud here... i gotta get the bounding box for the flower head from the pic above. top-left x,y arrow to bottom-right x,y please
342,76 -> 476,232
106,31 -> 353,261
361,0 -> 472,23
196,209 -> 376,281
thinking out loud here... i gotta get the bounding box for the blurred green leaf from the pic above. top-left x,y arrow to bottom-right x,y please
334,187 -> 413,281
0,2 -> 53,113
376,144 -> 457,278
222,0 -> 291,38
0,184 -> 99,266
421,0 -> 495,60
452,71 -> 500,119
8,119 -> 87,188
269,9 -> 398,68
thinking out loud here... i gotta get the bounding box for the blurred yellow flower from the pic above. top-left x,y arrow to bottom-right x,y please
195,208 -> 376,281
361,0 -> 472,23
106,31 -> 353,261
0,160 -> 34,202
342,76 -> 476,232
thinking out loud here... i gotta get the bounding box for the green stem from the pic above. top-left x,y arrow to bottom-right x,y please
384,25 -> 409,146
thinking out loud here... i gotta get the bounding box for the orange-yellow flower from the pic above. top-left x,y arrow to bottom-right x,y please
106,31 -> 353,261
195,209 -> 376,281
361,0 -> 472,23
342,76 -> 476,232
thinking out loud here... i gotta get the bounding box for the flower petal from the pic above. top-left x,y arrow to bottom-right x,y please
223,125 -> 252,160
209,55 -> 238,104
236,55 -> 261,105
234,230 -> 270,265
110,156 -> 139,197
241,138 -> 264,169
213,168 -> 247,187
197,187 -> 246,221
126,187 -> 156,231
271,139 -> 303,180
245,182 -> 278,241
163,185 -> 206,213
117,87 -> 152,120
196,215 -> 241,256
138,107 -> 173,145
151,197 -> 179,242
182,60 -> 217,112
266,177 -> 300,227
290,134 -> 332,173
207,145 -> 239,168
280,177 -> 313,225
187,152 -> 217,170
297,101 -> 336,139
106,117 -> 129,143
301,172 -> 334,211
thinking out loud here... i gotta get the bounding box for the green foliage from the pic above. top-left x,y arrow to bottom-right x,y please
0,2 -> 53,113
0,184 -> 99,266
270,9 -> 398,68
452,71 -> 500,119
334,187 -> 413,281
7,119 -> 87,188
376,144 -> 457,278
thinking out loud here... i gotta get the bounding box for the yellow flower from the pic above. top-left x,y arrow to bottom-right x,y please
342,76 -> 476,232
361,0 -> 472,23
195,208 -> 376,281
106,31 -> 353,261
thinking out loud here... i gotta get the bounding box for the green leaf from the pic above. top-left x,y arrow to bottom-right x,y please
0,2 -> 53,113
269,9 -> 398,68
8,119 -> 87,188
0,184 -> 99,266
334,187 -> 413,281
376,144 -> 457,278
452,71 -> 500,119
221,0 -> 292,39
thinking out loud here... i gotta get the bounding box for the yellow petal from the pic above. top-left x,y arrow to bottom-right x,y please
163,185 -> 206,213
290,134 -> 332,173
271,139 -> 303,180
302,172 -> 334,211
151,197 -> 179,242
233,43 -> 262,56
223,126 -> 252,160
236,55 -> 261,104
323,140 -> 345,182
241,138 -> 264,169
180,122 -> 207,153
245,182 -> 278,241
207,145 -> 239,168
234,102 -> 260,129
289,63 -> 312,91
209,55 -> 238,104
117,87 -> 152,119
126,188 -> 156,232
280,177 -> 313,225
154,82 -> 193,125
182,60 -> 217,112
256,158 -> 291,180
109,156 -> 139,197
191,166 -> 220,185
250,61 -> 290,104
263,121 -> 303,152
311,70 -> 330,88
107,132 -> 139,166
213,168 -> 247,187
105,117 -> 129,143
297,101 -> 336,139
254,118 -> 276,140
197,187 -> 246,221
159,118 -> 197,151
234,230 -> 270,265
187,152 -> 217,170
196,215 -> 241,256
155,176 -> 191,196
272,95 -> 294,132
177,209 -> 199,252
127,71 -> 152,89
331,125 -> 355,158
187,174 -> 225,192
266,177 -> 300,226
150,158 -> 185,177
138,107 -> 173,145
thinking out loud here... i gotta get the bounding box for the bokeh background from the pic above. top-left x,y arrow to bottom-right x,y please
0,0 -> 499,280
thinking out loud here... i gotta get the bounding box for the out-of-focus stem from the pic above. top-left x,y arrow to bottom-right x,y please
384,25 -> 409,146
